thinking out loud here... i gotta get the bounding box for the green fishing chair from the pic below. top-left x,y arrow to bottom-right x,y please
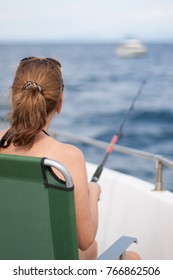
0,154 -> 137,260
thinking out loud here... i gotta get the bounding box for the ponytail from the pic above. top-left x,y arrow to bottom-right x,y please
8,80 -> 47,147
5,57 -> 63,147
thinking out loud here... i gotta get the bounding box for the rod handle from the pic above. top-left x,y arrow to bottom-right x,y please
91,164 -> 103,182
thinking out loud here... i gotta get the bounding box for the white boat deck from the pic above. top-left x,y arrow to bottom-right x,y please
86,162 -> 173,260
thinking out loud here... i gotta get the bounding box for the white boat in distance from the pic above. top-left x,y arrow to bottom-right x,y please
116,39 -> 147,57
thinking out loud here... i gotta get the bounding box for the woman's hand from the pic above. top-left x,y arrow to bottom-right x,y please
88,182 -> 101,201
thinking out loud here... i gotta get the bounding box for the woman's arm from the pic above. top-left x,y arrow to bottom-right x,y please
56,144 -> 101,251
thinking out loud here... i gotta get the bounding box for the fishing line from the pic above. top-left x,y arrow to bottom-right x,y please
91,79 -> 146,182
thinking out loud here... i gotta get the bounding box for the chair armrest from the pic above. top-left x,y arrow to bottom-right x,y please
97,236 -> 138,260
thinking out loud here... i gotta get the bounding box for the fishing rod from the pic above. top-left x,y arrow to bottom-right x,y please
91,79 -> 146,182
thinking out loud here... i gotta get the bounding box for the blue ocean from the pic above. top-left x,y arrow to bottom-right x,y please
0,43 -> 173,191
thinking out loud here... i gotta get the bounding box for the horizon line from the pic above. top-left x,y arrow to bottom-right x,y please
0,39 -> 173,44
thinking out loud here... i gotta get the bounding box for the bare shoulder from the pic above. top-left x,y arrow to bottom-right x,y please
54,141 -> 85,162
48,139 -> 87,181
44,135 -> 84,162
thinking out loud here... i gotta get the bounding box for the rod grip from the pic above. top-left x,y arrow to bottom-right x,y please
91,164 -> 103,182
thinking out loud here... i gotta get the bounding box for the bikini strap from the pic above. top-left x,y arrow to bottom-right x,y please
0,130 -> 11,148
0,129 -> 49,148
42,129 -> 50,136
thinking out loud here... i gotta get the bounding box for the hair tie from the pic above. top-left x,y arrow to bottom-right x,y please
22,81 -> 43,94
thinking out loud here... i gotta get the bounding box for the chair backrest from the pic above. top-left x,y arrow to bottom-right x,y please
0,154 -> 79,260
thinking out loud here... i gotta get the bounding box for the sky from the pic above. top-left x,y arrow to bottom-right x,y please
0,0 -> 173,42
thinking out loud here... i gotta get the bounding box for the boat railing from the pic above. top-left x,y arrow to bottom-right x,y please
51,130 -> 173,191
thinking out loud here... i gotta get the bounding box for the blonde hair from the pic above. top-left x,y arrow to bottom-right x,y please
7,57 -> 64,147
